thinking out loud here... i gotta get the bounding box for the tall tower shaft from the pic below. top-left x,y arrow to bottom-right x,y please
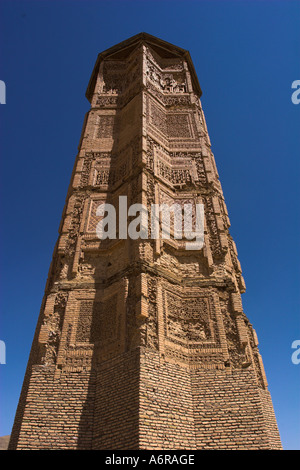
9,33 -> 281,450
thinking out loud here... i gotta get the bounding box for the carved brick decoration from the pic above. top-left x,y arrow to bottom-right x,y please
96,115 -> 115,139
165,293 -> 213,344
9,33 -> 281,450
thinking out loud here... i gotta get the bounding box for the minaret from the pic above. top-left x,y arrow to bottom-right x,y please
9,33 -> 281,450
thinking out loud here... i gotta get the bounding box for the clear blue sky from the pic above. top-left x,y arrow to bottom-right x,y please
0,0 -> 299,450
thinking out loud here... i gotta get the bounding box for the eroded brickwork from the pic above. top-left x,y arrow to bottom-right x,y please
9,33 -> 281,450
140,348 -> 280,450
8,366 -> 95,450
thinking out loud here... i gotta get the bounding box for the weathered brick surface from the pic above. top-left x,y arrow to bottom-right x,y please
9,366 -> 95,450
258,388 -> 283,449
93,350 -> 140,450
9,33 -> 282,450
10,348 -> 281,450
139,348 -> 280,450
140,349 -> 196,450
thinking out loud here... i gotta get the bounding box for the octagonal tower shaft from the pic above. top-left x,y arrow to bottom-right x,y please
9,33 -> 281,450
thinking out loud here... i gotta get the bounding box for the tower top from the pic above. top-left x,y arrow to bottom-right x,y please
86,32 -> 202,102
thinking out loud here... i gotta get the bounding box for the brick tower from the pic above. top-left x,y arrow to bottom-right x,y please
9,33 -> 282,450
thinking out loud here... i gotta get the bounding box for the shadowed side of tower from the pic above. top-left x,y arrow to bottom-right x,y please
8,33 -> 282,450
